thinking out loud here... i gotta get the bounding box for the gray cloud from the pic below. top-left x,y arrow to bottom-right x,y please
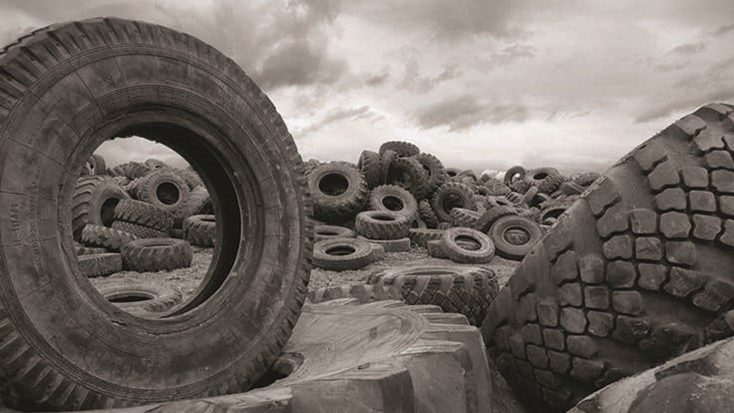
298,105 -> 383,137
414,95 -> 528,131
668,42 -> 706,55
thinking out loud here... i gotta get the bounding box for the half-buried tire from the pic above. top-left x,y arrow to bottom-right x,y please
0,19 -> 312,410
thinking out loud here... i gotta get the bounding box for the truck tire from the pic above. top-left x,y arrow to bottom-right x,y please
313,238 -> 380,271
483,103 -> 734,410
0,19 -> 312,410
121,238 -> 193,272
113,199 -> 174,233
355,210 -> 411,240
441,227 -> 496,264
98,281 -> 182,316
357,150 -> 382,189
431,182 -> 477,222
367,184 -> 419,222
489,215 -> 543,260
78,253 -> 123,278
134,169 -> 190,214
183,214 -> 216,248
378,140 -> 420,157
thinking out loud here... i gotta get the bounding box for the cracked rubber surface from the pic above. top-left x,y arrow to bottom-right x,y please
483,103 -> 734,410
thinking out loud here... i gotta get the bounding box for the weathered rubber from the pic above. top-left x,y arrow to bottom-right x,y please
72,176 -> 130,240
379,140 -> 420,157
113,199 -> 174,232
431,182 -> 477,222
121,238 -> 193,272
0,18 -> 313,410
314,225 -> 356,242
78,253 -> 122,278
134,169 -> 190,213
450,207 -> 482,228
415,152 -> 448,194
489,215 -> 543,260
81,224 -> 139,252
483,103 -> 734,411
357,150 -> 382,189
111,221 -> 169,239
408,228 -> 446,248
386,157 -> 429,200
475,206 -> 518,233
183,214 -> 216,247
312,238 -> 380,271
309,161 -> 369,223
358,236 -> 411,253
367,184 -> 419,222
98,281 -> 182,316
419,199 -> 440,229
355,210 -> 411,240
367,265 -> 499,326
441,227 -> 496,264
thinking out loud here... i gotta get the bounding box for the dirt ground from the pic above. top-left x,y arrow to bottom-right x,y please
89,244 -> 521,304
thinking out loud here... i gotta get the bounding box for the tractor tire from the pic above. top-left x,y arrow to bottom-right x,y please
355,210 -> 411,240
183,214 -> 216,247
98,281 -> 182,316
367,264 -> 499,326
450,207 -> 482,228
121,238 -> 193,272
78,253 -> 123,278
72,176 -> 130,240
113,199 -> 174,233
431,182 -> 477,222
357,150 -> 382,189
134,169 -> 190,214
378,140 -> 420,157
367,184 -> 419,222
309,162 -> 368,223
483,103 -> 734,411
0,19 -> 312,410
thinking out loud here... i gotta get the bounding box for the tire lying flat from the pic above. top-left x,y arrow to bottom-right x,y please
483,103 -> 734,411
0,18 -> 312,410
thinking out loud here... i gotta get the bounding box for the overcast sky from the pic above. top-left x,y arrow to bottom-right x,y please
2,0 -> 734,173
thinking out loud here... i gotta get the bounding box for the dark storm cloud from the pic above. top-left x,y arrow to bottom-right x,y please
414,95 -> 528,131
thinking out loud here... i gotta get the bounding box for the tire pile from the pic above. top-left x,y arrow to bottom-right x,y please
308,140 -> 602,270
74,156 -> 216,278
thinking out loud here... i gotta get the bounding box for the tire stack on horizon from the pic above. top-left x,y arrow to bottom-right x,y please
308,140 -> 603,271
74,156 -> 216,278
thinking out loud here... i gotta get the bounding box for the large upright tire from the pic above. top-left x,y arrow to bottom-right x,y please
134,169 -> 190,214
483,103 -> 734,411
0,19 -> 312,410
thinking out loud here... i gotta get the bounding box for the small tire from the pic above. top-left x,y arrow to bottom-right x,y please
367,184 -> 419,222
81,224 -> 139,252
450,208 -> 482,228
355,210 -> 411,240
183,215 -> 216,247
367,265 -> 499,326
409,228 -> 446,248
78,253 -> 122,278
431,182 -> 477,222
357,150 -> 383,189
314,225 -> 356,242
414,153 -> 448,194
488,215 -> 543,260
474,206 -> 518,233
358,236 -> 411,253
134,169 -> 191,214
379,141 -> 420,157
309,162 -> 369,223
313,238 -> 379,271
72,177 -> 130,240
386,157 -> 429,200
419,199 -> 440,229
98,281 -> 182,315
441,227 -> 495,264
121,238 -> 193,272
111,221 -> 170,239
113,199 -> 174,233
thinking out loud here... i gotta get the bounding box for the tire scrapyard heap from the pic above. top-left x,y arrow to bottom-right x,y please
1,16 -> 734,413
